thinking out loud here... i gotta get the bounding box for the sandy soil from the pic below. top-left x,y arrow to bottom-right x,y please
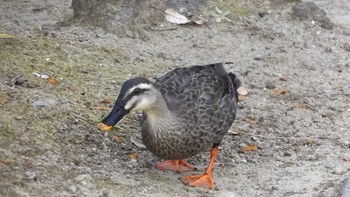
0,0 -> 349,196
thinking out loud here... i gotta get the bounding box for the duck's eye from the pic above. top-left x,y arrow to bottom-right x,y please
133,88 -> 142,95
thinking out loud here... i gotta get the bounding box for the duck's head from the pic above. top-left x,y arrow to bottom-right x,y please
99,77 -> 157,131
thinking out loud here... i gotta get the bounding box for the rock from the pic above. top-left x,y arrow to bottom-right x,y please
343,28 -> 350,36
254,54 -> 265,61
25,171 -> 36,180
333,166 -> 344,175
341,176 -> 350,197
237,87 -> 248,96
291,2 -> 333,30
69,185 -> 77,193
32,100 -> 45,109
266,81 -> 276,89
283,152 -> 292,157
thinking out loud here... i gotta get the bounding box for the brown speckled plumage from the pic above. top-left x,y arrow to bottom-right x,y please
102,62 -> 240,160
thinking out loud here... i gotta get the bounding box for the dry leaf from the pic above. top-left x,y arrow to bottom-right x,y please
237,87 -> 248,96
130,136 -> 146,149
241,144 -> 257,151
100,99 -> 112,104
0,159 -> 12,165
98,123 -> 113,131
165,8 -> 190,24
0,33 -> 16,39
292,102 -> 308,110
334,83 -> 343,89
306,139 -> 314,145
0,93 -> 8,105
238,95 -> 247,102
279,77 -> 288,81
47,77 -> 58,85
113,136 -> 122,143
95,106 -> 107,111
246,118 -> 255,124
128,153 -> 138,160
342,157 -> 350,162
272,89 -> 286,95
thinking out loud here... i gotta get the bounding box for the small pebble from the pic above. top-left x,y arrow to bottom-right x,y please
69,185 -> 77,193
254,54 -> 265,61
284,152 -> 292,157
333,166 -> 344,175
265,81 -> 276,89
32,100 -> 45,109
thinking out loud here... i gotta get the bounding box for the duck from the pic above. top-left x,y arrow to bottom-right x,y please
98,62 -> 241,189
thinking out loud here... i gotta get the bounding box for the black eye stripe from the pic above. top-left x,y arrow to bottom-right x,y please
132,88 -> 146,95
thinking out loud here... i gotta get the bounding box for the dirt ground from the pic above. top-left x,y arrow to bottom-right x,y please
0,0 -> 349,196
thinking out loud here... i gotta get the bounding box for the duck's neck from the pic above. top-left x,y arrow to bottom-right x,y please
143,95 -> 174,130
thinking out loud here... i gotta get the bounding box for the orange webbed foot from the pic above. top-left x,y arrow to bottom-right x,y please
156,160 -> 197,173
180,173 -> 214,189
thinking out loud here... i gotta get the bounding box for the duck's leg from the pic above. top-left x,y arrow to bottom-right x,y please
156,160 -> 197,173
180,144 -> 219,189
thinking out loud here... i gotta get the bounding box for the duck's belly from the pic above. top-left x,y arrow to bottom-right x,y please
141,129 -> 214,160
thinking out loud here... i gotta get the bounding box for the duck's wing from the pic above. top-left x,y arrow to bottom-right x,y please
154,62 -> 239,115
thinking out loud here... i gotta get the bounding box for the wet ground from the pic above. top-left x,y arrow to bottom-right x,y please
0,0 -> 349,196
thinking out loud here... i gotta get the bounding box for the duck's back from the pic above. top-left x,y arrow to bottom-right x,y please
152,63 -> 240,152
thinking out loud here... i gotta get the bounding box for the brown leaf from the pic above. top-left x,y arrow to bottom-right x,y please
279,77 -> 288,81
47,77 -> 58,85
0,93 -> 8,105
334,83 -> 343,89
272,89 -> 286,95
95,106 -> 107,111
100,99 -> 112,104
246,118 -> 255,124
241,144 -> 257,151
128,153 -> 138,160
292,102 -> 308,110
306,139 -> 314,145
0,159 -> 13,165
113,136 -> 122,143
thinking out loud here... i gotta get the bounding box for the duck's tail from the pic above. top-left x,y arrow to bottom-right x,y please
228,72 -> 241,102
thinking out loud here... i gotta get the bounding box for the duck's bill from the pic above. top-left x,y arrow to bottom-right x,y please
99,100 -> 128,131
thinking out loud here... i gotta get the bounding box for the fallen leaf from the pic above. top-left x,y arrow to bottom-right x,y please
334,83 -> 343,89
241,144 -> 257,151
306,139 -> 314,145
246,118 -> 255,124
292,102 -> 308,110
237,87 -> 248,96
98,123 -> 112,131
128,153 -> 138,160
342,157 -> 350,162
272,89 -> 286,95
47,77 -> 58,85
0,159 -> 13,165
0,33 -> 16,39
238,95 -> 247,102
130,136 -> 146,149
100,99 -> 112,104
95,106 -> 107,111
165,8 -> 190,24
113,136 -> 122,143
279,77 -> 288,81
